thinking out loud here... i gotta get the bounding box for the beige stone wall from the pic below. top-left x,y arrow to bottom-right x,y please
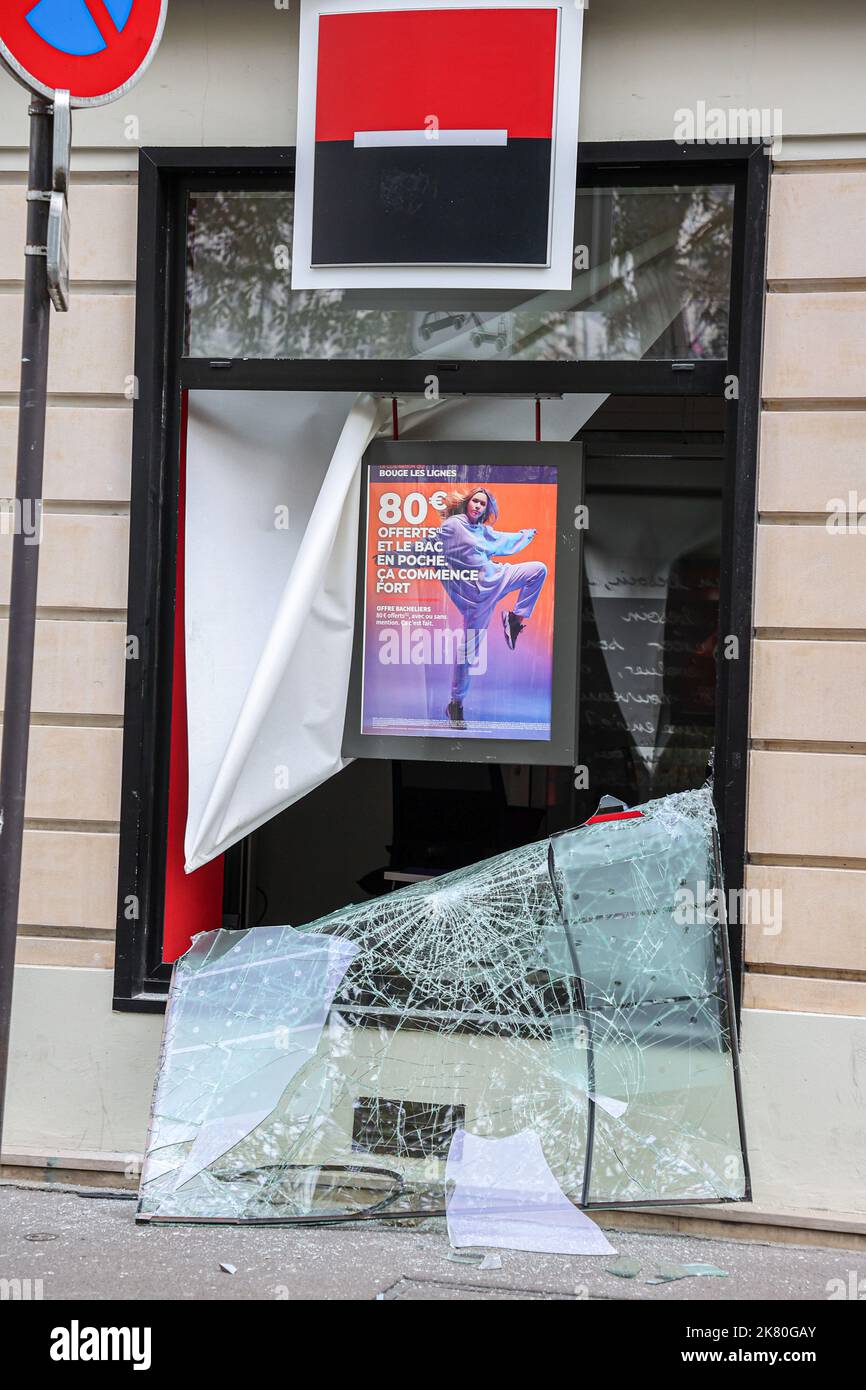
745,163 -> 866,1016
0,171 -> 135,971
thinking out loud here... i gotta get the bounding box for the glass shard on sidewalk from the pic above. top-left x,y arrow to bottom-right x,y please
138,785 -> 748,1223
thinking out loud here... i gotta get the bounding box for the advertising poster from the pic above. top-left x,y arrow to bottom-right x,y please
345,441 -> 582,764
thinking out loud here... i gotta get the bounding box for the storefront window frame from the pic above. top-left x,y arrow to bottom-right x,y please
113,141 -> 769,1013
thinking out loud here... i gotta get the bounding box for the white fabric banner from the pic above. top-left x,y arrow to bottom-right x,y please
184,391 -> 385,871
184,391 -> 605,872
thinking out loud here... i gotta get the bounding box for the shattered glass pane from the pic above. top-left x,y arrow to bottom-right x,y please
548,786 -> 747,1205
138,786 -> 747,1223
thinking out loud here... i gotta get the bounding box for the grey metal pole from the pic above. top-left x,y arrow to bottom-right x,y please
0,96 -> 54,1160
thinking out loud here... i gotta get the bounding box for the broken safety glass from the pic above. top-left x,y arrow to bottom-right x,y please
138,785 -> 748,1223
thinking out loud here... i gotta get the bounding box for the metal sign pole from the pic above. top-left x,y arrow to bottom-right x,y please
0,95 -> 54,1158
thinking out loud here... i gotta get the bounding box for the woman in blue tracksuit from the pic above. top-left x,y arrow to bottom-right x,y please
436,486 -> 547,728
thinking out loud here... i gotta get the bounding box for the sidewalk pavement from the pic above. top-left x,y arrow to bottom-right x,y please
0,1181 -> 859,1301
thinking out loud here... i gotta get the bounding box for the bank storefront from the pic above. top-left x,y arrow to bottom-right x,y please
3,1 -> 865,1230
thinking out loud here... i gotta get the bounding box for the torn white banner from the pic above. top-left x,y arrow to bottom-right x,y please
184,392 -> 386,871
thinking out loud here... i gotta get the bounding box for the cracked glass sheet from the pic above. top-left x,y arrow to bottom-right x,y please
548,786 -> 747,1205
138,786 -> 747,1223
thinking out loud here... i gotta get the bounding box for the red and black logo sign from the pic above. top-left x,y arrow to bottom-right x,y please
312,7 -> 559,268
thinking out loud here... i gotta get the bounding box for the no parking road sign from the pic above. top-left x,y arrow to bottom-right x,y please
0,0 -> 168,106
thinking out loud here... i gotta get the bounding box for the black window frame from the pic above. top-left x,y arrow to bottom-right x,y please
113,141 -> 769,1012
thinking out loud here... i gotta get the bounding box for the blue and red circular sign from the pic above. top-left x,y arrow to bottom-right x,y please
0,0 -> 168,107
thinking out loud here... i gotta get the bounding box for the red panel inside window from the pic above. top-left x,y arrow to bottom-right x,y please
162,394 -> 225,963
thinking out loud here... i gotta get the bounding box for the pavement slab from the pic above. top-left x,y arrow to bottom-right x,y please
0,1182 -> 860,1301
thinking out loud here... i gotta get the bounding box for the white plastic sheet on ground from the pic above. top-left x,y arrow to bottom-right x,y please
445,1129 -> 616,1256
183,391 -> 606,872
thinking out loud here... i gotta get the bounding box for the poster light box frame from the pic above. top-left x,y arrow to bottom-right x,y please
343,439 -> 584,765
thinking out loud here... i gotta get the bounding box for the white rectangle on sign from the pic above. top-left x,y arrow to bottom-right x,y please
353,129 -> 508,147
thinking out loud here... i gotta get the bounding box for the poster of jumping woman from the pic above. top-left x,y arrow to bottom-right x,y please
344,441 -> 583,765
